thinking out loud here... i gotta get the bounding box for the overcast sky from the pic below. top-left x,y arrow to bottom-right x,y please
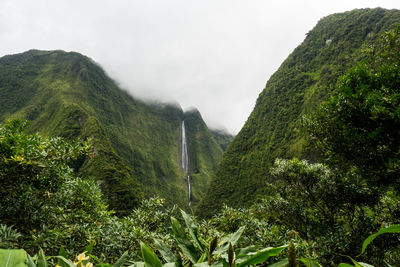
1,0 -> 399,133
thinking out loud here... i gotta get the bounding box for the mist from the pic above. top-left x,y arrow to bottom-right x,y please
1,0 -> 399,133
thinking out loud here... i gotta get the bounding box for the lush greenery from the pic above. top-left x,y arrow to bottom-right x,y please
0,49 -> 226,212
199,10 -> 400,266
197,8 -> 400,216
210,129 -> 234,151
0,121 -> 294,265
0,115 -> 399,265
2,7 -> 400,267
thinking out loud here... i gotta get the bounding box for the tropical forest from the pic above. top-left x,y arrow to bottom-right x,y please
1,7 -> 400,267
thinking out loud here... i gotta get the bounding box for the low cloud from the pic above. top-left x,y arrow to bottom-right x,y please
0,0 -> 399,134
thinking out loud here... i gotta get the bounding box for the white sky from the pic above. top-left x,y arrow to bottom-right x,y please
1,0 -> 399,134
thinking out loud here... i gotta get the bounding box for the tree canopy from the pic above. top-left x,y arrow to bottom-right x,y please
305,26 -> 400,189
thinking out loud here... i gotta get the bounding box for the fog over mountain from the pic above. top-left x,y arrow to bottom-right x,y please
1,0 -> 399,133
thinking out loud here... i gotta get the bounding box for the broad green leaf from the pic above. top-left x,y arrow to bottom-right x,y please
197,251 -> 207,263
140,242 -> 163,267
180,209 -> 205,252
348,256 -> 363,267
299,258 -> 323,267
163,263 -> 178,267
0,249 -> 28,267
361,225 -> 400,254
357,263 -> 374,267
114,251 -> 129,267
95,264 -> 113,267
170,217 -> 199,263
128,262 -> 145,267
268,259 -> 288,267
26,254 -> 36,267
37,248 -> 48,267
88,254 -> 102,263
58,247 -> 68,258
57,247 -> 69,267
235,246 -> 258,259
214,226 -> 245,255
236,245 -> 287,267
154,239 -> 178,263
85,242 -> 95,254
339,256 -> 375,267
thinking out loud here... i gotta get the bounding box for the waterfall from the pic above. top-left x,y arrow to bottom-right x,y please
181,121 -> 192,206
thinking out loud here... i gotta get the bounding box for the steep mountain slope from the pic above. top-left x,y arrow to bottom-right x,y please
210,129 -> 234,151
0,50 -> 224,213
197,8 -> 400,217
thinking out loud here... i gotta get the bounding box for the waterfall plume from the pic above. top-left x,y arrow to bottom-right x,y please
181,121 -> 192,206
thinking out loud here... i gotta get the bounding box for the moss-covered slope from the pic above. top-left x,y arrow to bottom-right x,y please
197,8 -> 400,217
0,49 -> 224,212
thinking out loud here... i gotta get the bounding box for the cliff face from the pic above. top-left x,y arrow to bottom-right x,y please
0,49 -> 224,213
197,8 -> 400,217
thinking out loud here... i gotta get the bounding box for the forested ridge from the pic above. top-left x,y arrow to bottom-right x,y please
197,8 -> 400,217
0,49 -> 226,213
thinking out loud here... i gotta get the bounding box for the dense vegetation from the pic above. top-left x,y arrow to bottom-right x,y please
210,129 -> 234,151
1,118 -> 398,266
203,13 -> 400,265
0,121 -> 296,265
0,50 -> 226,212
197,8 -> 400,216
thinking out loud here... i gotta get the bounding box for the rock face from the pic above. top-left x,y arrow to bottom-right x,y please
197,8 -> 400,218
0,49 -> 225,213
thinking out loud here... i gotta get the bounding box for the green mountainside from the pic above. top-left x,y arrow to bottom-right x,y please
210,129 -> 234,151
197,8 -> 400,217
0,49 -> 224,213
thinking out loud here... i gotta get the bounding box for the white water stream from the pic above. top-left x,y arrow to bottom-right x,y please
181,121 -> 192,206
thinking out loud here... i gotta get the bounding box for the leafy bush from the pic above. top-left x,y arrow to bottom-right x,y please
0,225 -> 21,249
135,209 -> 290,267
0,119 -> 90,230
305,26 -> 400,189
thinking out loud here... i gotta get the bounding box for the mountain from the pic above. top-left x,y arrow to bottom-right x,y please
197,8 -> 400,217
0,49 -> 225,214
210,129 -> 234,151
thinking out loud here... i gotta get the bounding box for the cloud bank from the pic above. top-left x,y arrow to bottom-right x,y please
1,0 -> 399,133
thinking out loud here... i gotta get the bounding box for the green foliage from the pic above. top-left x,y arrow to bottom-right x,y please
0,249 -> 27,267
337,225 -> 400,266
261,158 -> 382,264
0,248 -> 130,267
0,49 -> 224,212
197,8 -> 400,217
248,26 -> 400,265
0,119 -> 90,230
361,225 -> 400,255
305,26 -> 400,189
0,225 -> 22,249
0,120 -> 174,261
2,10 -> 400,267
183,110 -> 224,206
140,242 -> 164,267
209,129 -> 234,151
136,209 -> 289,267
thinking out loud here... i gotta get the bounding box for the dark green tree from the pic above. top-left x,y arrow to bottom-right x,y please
263,27 -> 400,265
305,26 -> 400,189
0,120 -> 90,230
